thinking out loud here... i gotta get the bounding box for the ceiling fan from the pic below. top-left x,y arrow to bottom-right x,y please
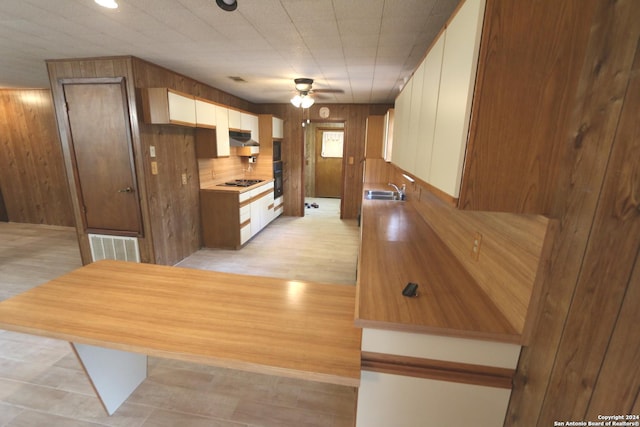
290,78 -> 343,108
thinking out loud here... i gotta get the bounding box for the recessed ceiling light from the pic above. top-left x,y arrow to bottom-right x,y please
95,0 -> 118,9
216,0 -> 237,12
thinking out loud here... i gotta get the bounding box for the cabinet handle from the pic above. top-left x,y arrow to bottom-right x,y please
117,187 -> 133,193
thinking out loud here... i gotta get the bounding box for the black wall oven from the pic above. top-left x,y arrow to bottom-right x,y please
273,161 -> 283,198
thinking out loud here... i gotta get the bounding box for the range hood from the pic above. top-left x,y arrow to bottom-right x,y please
229,130 -> 259,156
229,130 -> 259,147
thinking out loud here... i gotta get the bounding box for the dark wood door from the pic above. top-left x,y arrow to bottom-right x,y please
315,128 -> 343,198
63,80 -> 142,235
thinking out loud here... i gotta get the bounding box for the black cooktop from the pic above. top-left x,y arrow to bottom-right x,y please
219,179 -> 264,187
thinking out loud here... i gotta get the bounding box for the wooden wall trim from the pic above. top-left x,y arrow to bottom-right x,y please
361,351 -> 514,389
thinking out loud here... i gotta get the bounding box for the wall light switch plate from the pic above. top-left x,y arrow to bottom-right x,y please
151,161 -> 158,175
181,173 -> 187,185
150,145 -> 156,158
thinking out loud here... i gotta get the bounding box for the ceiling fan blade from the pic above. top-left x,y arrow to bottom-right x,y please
312,88 -> 344,94
313,93 -> 333,100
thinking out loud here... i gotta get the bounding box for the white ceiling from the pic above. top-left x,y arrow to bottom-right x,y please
0,0 -> 459,104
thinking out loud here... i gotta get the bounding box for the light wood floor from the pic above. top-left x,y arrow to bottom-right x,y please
0,200 -> 360,427
178,198 -> 359,285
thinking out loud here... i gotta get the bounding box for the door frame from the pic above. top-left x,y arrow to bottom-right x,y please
302,120 -> 346,217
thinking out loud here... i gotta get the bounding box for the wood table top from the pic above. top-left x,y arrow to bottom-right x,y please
0,260 -> 361,386
356,196 -> 521,343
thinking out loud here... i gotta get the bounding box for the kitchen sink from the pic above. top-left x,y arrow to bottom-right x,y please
364,190 -> 403,201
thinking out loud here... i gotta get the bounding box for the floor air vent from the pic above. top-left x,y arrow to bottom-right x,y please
88,234 -> 140,263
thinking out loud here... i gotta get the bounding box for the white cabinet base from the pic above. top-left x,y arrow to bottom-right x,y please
356,370 -> 511,427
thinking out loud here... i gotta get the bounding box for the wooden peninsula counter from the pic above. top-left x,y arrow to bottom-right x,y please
0,260 -> 361,415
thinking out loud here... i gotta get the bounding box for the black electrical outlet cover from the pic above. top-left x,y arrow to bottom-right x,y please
402,282 -> 419,297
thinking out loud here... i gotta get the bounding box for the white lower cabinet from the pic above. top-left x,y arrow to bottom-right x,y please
240,223 -> 251,245
357,371 -> 511,427
239,204 -> 251,245
248,182 -> 275,239
356,328 -> 520,427
201,181 -> 276,249
273,196 -> 283,219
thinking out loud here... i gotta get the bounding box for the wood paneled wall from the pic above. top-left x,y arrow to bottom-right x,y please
0,89 -> 73,226
255,104 -> 391,218
505,0 -> 640,424
130,57 -> 253,265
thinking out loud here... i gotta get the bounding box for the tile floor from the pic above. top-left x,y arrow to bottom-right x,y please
0,202 -> 360,426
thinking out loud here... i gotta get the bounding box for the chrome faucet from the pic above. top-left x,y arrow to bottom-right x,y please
388,182 -> 406,200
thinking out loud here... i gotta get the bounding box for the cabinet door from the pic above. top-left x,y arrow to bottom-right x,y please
214,106 -> 230,157
195,99 -> 216,128
239,203 -> 251,244
261,192 -> 274,227
240,223 -> 251,245
228,109 -> 242,130
142,88 -> 196,126
406,61 -> 426,175
274,196 -> 284,217
272,117 -> 284,138
390,79 -> 413,171
250,198 -> 261,236
414,35 -> 445,182
383,109 -> 394,162
430,0 -> 485,197
357,371 -> 511,427
241,113 -> 259,142
365,116 -> 385,159
167,90 -> 196,126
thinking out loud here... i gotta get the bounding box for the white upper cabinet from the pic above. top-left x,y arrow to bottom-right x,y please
390,78 -> 413,172
389,0 -> 485,199
228,109 -> 242,130
430,0 -> 486,198
272,117 -> 284,139
241,112 -> 259,142
406,60 -> 426,175
414,35 -> 445,183
215,106 -> 230,157
383,109 -> 394,162
195,98 -> 217,128
167,91 -> 196,126
142,88 -> 196,127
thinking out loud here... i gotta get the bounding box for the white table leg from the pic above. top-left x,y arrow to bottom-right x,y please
72,343 -> 147,415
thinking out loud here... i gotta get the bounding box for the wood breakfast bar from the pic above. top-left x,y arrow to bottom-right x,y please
0,260 -> 362,415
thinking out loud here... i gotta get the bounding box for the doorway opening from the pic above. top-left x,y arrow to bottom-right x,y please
303,121 -> 345,218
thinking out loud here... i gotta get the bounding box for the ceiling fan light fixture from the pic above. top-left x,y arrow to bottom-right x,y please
300,96 -> 314,108
216,0 -> 237,12
290,94 -> 302,108
290,94 -> 314,109
294,78 -> 314,92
